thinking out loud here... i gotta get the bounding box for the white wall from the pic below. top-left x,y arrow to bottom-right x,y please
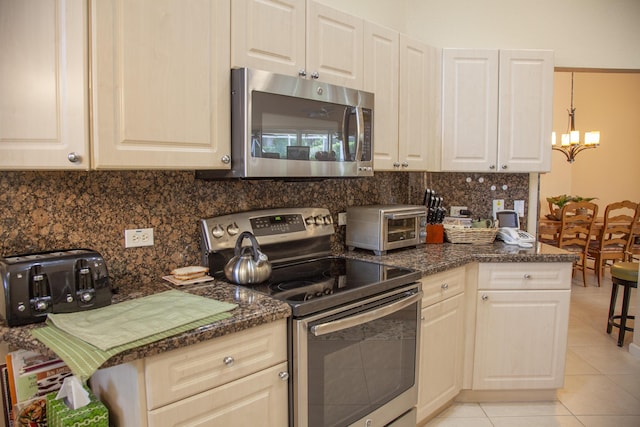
319,0 -> 640,69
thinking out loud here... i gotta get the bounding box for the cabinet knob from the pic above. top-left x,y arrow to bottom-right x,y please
501,164 -> 508,170
524,274 -> 531,279
393,162 -> 400,168
298,69 -> 307,77
481,294 -> 489,301
221,155 -> 231,164
401,161 -> 409,168
489,164 -> 496,170
223,356 -> 234,366
278,371 -> 289,381
67,152 -> 81,163
441,283 -> 449,290
310,71 -> 320,80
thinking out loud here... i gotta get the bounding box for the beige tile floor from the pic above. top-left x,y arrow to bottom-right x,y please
424,269 -> 640,427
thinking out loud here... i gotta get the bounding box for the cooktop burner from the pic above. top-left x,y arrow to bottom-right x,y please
249,257 -> 421,317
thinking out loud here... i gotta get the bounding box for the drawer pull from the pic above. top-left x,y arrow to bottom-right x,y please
482,294 -> 489,301
223,356 -> 234,366
441,283 -> 449,290
524,274 -> 532,279
279,371 -> 290,381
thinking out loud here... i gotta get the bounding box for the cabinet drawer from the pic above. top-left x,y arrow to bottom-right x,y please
147,361 -> 289,427
145,320 -> 287,410
478,263 -> 572,290
421,267 -> 465,307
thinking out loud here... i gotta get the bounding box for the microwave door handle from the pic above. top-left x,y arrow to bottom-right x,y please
354,106 -> 364,162
310,291 -> 422,337
341,107 -> 352,161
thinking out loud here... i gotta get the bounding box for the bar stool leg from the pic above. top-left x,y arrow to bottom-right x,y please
607,282 -> 619,335
618,283 -> 633,347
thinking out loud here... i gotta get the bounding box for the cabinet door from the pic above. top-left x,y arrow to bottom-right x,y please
147,362 -> 289,427
306,1 -> 363,89
441,49 -> 499,172
231,0 -> 305,76
364,22 -> 399,171
418,293 -> 464,422
91,0 -> 230,169
473,290 -> 570,390
398,35 -> 438,171
0,0 -> 89,170
498,50 -> 554,172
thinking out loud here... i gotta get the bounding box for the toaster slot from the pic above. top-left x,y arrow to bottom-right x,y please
29,265 -> 52,314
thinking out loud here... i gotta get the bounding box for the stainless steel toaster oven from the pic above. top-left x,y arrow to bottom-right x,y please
346,205 -> 427,255
0,249 -> 112,326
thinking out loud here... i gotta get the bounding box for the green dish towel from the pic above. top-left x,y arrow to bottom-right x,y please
46,290 -> 237,351
31,290 -> 237,381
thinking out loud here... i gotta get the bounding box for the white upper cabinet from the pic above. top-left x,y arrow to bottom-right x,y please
399,35 -> 441,171
231,0 -> 306,76
91,0 -> 231,169
232,0 -> 363,89
364,22 -> 399,170
0,0 -> 90,170
441,49 -> 553,172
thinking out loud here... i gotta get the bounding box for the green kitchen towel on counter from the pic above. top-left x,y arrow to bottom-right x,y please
45,290 -> 237,351
32,309 -> 234,381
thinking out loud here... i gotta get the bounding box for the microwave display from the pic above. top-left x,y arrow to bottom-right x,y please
252,91 -> 371,163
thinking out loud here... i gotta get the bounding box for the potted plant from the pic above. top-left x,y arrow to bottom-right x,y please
546,195 -> 597,219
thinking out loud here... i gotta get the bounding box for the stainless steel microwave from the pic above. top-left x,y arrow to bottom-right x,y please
196,68 -> 374,179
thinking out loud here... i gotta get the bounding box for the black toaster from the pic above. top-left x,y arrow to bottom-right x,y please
0,249 -> 112,327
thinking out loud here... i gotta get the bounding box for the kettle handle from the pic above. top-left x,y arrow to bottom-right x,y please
234,231 -> 262,262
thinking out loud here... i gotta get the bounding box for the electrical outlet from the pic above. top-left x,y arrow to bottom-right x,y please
338,212 -> 347,226
514,200 -> 525,217
450,206 -> 468,217
125,228 -> 154,248
492,199 -> 504,219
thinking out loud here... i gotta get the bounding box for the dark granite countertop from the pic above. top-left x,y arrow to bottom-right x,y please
1,242 -> 574,371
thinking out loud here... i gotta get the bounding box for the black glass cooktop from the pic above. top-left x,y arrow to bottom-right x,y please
248,257 -> 421,317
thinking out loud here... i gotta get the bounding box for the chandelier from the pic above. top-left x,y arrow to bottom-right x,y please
551,72 -> 600,163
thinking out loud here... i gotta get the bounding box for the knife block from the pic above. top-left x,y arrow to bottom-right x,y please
426,224 -> 444,244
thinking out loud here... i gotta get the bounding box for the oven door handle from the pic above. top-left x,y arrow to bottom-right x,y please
384,211 -> 427,220
309,291 -> 422,337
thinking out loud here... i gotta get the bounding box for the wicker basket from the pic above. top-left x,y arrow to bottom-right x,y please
444,227 -> 498,244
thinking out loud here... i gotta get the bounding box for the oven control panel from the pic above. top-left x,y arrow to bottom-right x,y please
200,207 -> 335,253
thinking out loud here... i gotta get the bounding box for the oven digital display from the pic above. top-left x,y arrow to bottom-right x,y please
250,214 -> 306,236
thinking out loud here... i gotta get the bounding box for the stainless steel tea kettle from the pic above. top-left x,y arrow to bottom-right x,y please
224,231 -> 272,284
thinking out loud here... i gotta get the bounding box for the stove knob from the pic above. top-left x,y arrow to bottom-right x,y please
227,222 -> 240,236
80,292 -> 93,303
305,216 -> 315,225
323,215 -> 333,224
211,225 -> 224,238
314,215 -> 324,225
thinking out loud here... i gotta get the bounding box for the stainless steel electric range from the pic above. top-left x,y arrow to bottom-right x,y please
201,207 -> 422,427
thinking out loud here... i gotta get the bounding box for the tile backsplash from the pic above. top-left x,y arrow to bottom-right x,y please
0,170 -> 529,287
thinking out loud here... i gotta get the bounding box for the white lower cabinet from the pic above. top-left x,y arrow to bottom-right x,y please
472,263 -> 571,390
417,268 -> 465,422
90,320 -> 288,427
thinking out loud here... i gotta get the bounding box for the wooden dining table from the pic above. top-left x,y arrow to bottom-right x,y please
538,217 -> 640,238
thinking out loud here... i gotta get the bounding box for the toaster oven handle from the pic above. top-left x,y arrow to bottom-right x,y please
384,210 -> 427,220
310,291 -> 422,337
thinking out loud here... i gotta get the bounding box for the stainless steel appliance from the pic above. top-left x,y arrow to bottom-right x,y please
195,68 -> 374,179
200,208 -> 421,427
346,205 -> 428,255
0,249 -> 111,326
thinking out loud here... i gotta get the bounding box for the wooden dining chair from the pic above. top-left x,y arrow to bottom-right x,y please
587,201 -> 639,286
557,201 -> 599,286
625,203 -> 640,262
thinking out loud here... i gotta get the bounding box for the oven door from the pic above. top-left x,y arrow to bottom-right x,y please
293,284 -> 422,427
383,210 -> 426,252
